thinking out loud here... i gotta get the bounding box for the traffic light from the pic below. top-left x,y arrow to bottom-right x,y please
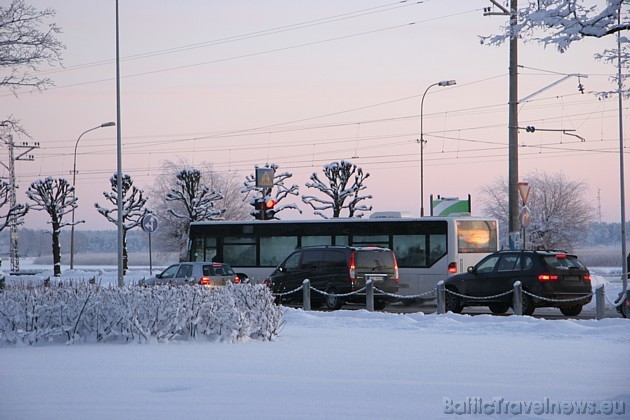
253,198 -> 264,220
265,199 -> 276,219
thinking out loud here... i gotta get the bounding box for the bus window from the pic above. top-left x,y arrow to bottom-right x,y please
457,220 -> 498,253
428,234 -> 447,265
334,236 -> 349,246
260,236 -> 298,267
352,235 -> 389,247
223,236 -> 255,266
301,236 -> 332,247
393,235 -> 426,267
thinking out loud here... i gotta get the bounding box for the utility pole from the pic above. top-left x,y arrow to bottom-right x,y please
1,135 -> 40,273
485,0 -> 519,249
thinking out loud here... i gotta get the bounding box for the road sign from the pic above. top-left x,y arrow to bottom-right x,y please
256,167 -> 275,188
518,182 -> 531,206
519,206 -> 532,228
142,214 -> 159,233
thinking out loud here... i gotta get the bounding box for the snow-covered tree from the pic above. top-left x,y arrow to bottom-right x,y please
482,0 -> 629,95
26,177 -> 77,276
94,173 -> 149,274
480,170 -> 595,250
166,168 -> 226,222
0,0 -> 64,95
0,180 -> 28,233
150,160 -> 247,261
302,160 -> 373,219
242,163 -> 302,220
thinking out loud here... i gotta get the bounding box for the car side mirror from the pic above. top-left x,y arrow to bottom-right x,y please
467,266 -> 476,274
156,273 -> 163,279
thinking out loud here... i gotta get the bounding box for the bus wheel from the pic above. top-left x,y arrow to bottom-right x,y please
444,288 -> 463,313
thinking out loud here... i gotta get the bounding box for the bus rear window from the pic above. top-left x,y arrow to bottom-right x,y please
457,220 -> 498,253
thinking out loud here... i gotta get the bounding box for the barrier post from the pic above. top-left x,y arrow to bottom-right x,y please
366,279 -> 374,312
437,281 -> 445,314
595,284 -> 605,320
302,279 -> 311,311
513,281 -> 523,316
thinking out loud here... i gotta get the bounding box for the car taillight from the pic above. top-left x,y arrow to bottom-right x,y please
349,251 -> 356,286
234,276 -> 241,284
448,262 -> 457,274
556,254 -> 567,259
583,275 -> 591,282
199,277 -> 211,285
538,273 -> 559,281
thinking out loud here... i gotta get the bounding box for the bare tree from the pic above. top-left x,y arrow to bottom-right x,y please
302,160 -> 372,218
482,1 -> 628,95
26,177 -> 77,276
0,0 -> 64,95
0,180 -> 28,232
149,160 -> 245,261
242,163 -> 302,219
95,173 -> 149,274
480,170 -> 595,250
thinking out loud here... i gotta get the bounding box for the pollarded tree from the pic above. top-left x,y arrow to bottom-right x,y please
302,160 -> 372,219
0,180 -> 28,232
166,168 -> 226,222
26,177 -> 78,276
242,163 -> 302,220
0,0 -> 64,95
480,170 -> 595,250
95,173 -> 149,274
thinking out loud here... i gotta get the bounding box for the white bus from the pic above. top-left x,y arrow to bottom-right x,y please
188,214 -> 498,299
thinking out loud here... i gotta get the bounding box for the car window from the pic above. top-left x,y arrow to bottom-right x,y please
520,255 -> 534,270
160,264 -> 180,278
544,255 -> 585,269
322,250 -> 347,268
356,251 -> 394,270
300,250 -> 322,270
176,264 -> 193,278
222,265 -> 235,275
497,255 -> 518,272
203,266 -> 216,276
283,252 -> 301,271
476,255 -> 500,273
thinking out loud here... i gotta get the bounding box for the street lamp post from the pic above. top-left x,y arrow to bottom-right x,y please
420,80 -> 456,217
70,122 -> 116,269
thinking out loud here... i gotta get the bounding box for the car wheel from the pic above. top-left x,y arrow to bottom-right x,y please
374,300 -> 388,310
323,285 -> 343,310
560,305 -> 582,317
521,293 -> 535,316
444,287 -> 463,313
489,303 -> 510,314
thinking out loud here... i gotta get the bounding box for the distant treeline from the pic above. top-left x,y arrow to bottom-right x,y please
0,229 -> 179,257
0,221 -> 627,257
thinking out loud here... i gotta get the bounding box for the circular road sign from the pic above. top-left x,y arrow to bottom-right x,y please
142,214 -> 159,233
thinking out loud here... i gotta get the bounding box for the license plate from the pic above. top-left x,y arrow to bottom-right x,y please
366,275 -> 385,283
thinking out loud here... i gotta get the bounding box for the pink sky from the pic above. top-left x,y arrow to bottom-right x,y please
3,0 -> 625,230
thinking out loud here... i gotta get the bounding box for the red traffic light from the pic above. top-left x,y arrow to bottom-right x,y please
265,199 -> 276,209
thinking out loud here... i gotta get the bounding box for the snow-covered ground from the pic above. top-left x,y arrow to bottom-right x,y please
1,264 -> 628,419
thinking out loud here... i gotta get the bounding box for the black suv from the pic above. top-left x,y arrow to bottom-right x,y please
443,250 -> 592,316
267,246 -> 399,310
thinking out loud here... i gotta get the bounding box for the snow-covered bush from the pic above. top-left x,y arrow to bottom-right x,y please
0,282 -> 283,345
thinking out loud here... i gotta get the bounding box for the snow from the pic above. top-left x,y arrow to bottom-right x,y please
1,268 -> 628,419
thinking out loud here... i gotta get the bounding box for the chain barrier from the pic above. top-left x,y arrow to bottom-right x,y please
310,286 -> 367,298
604,290 -> 627,308
372,287 -> 437,300
522,289 -> 593,304
273,284 -> 305,297
445,288 -> 514,300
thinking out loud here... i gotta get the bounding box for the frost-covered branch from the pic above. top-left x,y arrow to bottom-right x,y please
242,163 -> 302,219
